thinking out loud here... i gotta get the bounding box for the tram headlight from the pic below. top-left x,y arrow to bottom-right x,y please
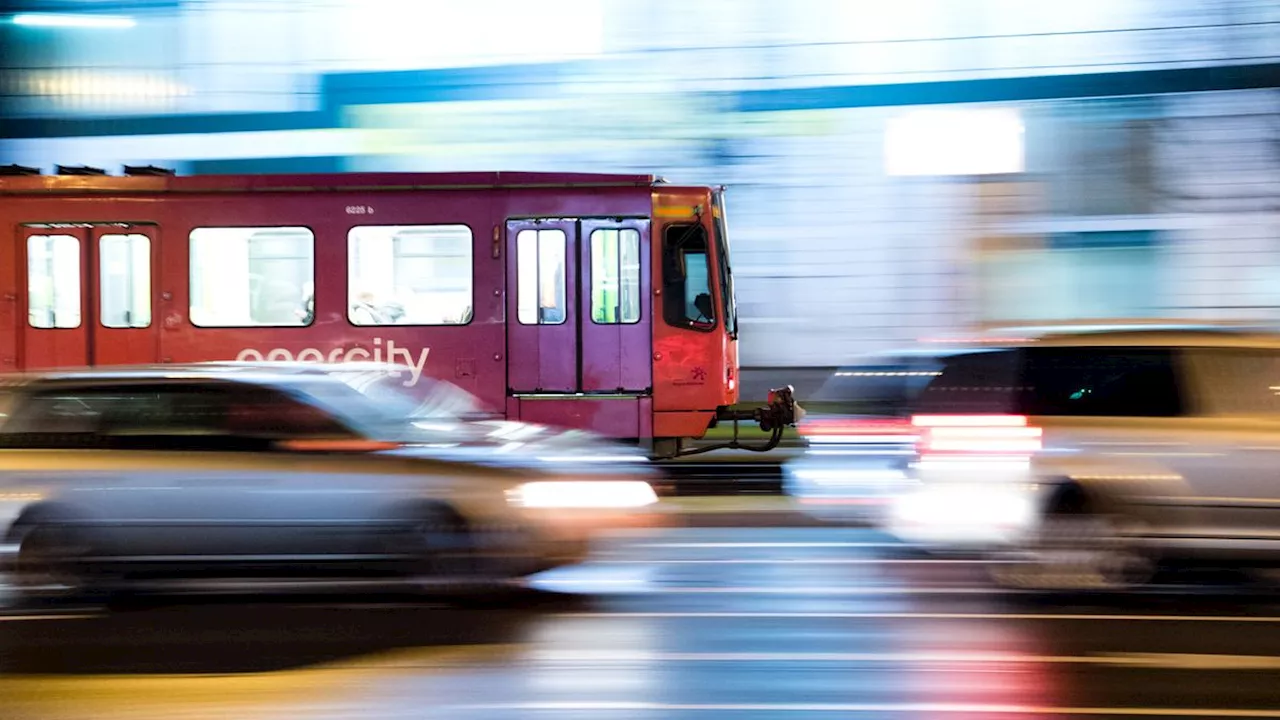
507,481 -> 658,509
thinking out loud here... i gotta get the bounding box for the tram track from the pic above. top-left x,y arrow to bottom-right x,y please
651,461 -> 785,496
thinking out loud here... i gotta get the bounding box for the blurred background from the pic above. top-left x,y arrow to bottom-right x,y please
3,0 -> 1278,376
6,5 -> 1280,719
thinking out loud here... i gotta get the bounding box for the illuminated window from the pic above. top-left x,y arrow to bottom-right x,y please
99,233 -> 151,328
516,229 -> 566,325
347,225 -> 473,326
590,228 -> 641,324
189,227 -> 314,328
27,234 -> 81,329
884,108 -> 1024,176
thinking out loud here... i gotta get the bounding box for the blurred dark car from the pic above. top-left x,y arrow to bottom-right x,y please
782,346 -> 963,523
0,362 -> 660,602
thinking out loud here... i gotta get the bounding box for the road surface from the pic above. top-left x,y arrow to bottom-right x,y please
2,526 -> 1280,719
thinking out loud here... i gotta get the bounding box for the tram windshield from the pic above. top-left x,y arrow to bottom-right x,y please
712,190 -> 738,339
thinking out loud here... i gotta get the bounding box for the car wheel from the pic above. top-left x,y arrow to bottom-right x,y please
988,510 -> 1156,592
406,506 -> 478,587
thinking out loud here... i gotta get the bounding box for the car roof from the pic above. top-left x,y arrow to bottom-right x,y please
922,321 -> 1280,351
1028,330 -> 1280,349
0,361 -> 418,390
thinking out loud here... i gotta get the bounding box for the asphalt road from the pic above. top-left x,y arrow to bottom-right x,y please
3,526 -> 1280,719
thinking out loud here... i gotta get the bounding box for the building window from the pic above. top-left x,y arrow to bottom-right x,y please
347,225 -> 473,326
662,223 -> 714,330
189,227 -> 314,328
99,233 -> 151,329
1034,98 -> 1156,217
590,228 -> 641,324
516,228 -> 567,325
27,234 -> 81,329
977,231 -> 1159,323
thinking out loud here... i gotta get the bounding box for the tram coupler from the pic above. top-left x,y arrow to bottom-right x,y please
716,385 -> 802,431
675,385 -> 804,457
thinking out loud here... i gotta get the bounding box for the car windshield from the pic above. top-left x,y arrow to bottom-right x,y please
813,351 -> 955,417
289,366 -> 499,441
332,367 -> 492,420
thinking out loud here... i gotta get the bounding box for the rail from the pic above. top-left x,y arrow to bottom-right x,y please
652,461 -> 785,496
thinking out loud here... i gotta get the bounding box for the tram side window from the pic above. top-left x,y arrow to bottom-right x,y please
516,229 -> 567,325
590,228 -> 641,324
661,223 -> 715,330
100,234 -> 151,328
27,234 -> 81,329
347,225 -> 473,326
189,227 -> 315,327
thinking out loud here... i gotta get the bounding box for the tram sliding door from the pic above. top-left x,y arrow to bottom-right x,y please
506,219 -> 579,393
506,218 -> 652,396
578,219 -> 651,393
18,224 -> 160,370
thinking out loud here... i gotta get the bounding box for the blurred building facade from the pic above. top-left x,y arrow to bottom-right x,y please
2,0 -> 1278,366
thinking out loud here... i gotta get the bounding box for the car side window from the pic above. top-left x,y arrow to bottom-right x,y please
0,383 -> 357,448
222,387 -> 357,440
98,387 -> 233,436
3,390 -> 118,435
1020,347 -> 1183,418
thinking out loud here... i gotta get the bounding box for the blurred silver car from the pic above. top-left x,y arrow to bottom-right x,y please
878,324 -> 1280,591
0,362 -> 661,601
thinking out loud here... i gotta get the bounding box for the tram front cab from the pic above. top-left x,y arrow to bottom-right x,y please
649,186 -> 799,459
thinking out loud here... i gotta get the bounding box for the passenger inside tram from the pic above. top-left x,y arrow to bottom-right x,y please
350,290 -> 406,325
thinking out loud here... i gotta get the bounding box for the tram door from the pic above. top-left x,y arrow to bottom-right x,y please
16,224 -> 160,370
506,218 -> 652,395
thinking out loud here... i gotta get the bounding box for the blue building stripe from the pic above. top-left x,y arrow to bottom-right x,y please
724,63 -> 1280,113
186,155 -> 346,174
321,61 -> 583,106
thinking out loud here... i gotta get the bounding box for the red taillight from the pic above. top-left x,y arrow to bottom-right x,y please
727,365 -> 736,391
799,417 -> 917,443
910,414 -> 1042,455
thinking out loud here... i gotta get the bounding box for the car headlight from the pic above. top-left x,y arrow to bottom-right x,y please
508,481 -> 658,509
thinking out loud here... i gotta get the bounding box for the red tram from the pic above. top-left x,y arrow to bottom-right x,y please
0,165 -> 797,457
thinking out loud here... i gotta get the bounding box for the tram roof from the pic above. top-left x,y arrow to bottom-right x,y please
0,170 -> 669,194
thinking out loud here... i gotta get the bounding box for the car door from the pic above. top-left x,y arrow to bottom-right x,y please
4,382 -> 372,559
99,383 -> 378,558
1018,346 -> 1212,535
1177,347 -> 1280,542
